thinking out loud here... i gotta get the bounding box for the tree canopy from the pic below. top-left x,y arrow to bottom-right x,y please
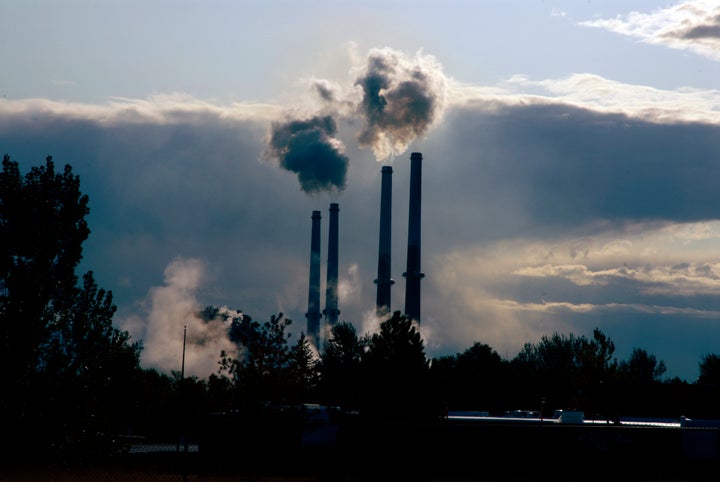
0,155 -> 141,464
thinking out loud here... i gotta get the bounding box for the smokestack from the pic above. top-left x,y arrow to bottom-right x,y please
403,152 -> 424,323
324,203 -> 340,326
375,166 -> 394,317
306,210 -> 322,347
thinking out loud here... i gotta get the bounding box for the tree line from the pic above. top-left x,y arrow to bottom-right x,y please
2,154 -> 720,468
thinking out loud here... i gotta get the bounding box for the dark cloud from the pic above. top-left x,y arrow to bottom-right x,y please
354,48 -> 446,161
264,115 -> 348,194
660,10 -> 720,41
682,22 -> 720,40
426,102 -> 720,240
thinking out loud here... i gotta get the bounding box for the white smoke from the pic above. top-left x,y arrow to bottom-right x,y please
360,308 -> 383,339
118,257 -> 239,378
338,262 -> 361,303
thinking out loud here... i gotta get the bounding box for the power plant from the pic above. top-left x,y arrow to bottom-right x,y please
305,152 -> 425,346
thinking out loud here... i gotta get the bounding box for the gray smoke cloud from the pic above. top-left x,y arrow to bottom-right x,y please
354,47 -> 448,161
264,115 -> 349,194
264,48 -> 448,193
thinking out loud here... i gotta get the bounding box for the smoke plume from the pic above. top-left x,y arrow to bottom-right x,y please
118,257 -> 239,378
354,47 -> 448,161
264,115 -> 349,194
263,48 -> 447,192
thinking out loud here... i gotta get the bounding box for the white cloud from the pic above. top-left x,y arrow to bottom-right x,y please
580,1 -> 720,61
0,94 -> 281,125
449,73 -> 720,125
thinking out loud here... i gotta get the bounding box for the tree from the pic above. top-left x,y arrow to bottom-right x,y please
221,312 -> 293,404
619,347 -> 666,384
574,328 -> 617,382
453,342 -> 506,412
698,353 -> 720,386
361,311 -> 436,420
510,328 -> 619,411
287,332 -> 320,402
0,155 -> 141,464
320,321 -> 364,409
1,155 -> 90,386
573,328 -> 617,417
514,332 -> 578,408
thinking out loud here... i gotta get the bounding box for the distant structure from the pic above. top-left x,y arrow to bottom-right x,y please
375,165 -> 394,317
306,210 -> 322,347
403,152 -> 424,323
324,203 -> 340,326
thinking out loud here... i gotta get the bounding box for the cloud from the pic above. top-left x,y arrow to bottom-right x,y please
514,261 -> 720,297
429,99 -> 720,233
450,73 -> 720,125
579,1 -> 720,61
0,94 -> 281,125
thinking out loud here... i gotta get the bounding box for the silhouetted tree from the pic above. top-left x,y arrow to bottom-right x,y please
361,311 -> 436,420
698,353 -> 720,386
452,342 -> 507,412
514,333 -> 578,408
574,328 -> 617,417
287,332 -> 320,402
0,155 -> 140,465
613,348 -> 668,415
509,328 -> 620,412
429,354 -> 456,414
1,155 -> 89,386
320,321 -> 365,409
619,347 -> 666,384
221,312 -> 292,404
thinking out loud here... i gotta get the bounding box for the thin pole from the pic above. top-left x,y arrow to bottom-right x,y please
180,325 -> 188,481
181,325 -> 187,381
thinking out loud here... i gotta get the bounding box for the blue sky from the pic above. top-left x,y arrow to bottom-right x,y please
3,0 -> 720,382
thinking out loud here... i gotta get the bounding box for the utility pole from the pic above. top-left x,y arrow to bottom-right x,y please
180,325 -> 188,482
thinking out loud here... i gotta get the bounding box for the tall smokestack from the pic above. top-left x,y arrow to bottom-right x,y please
403,152 -> 424,323
324,203 -> 340,326
375,166 -> 394,317
306,210 -> 322,347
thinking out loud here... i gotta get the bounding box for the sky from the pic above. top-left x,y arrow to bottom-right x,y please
2,0 -> 720,382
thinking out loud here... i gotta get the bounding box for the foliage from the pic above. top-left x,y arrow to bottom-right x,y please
361,311 -> 436,420
320,321 -> 365,409
431,342 -> 509,413
220,312 -> 320,405
698,353 -> 720,386
287,332 -> 320,402
618,347 -> 667,384
0,154 -> 141,465
1,155 -> 90,383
